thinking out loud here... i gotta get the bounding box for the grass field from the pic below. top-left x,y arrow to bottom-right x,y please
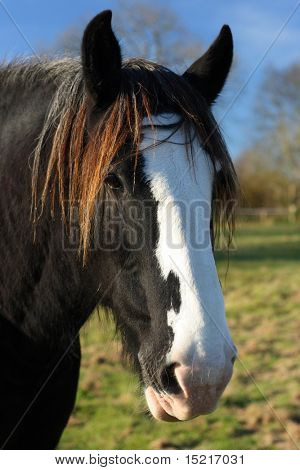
60,222 -> 300,450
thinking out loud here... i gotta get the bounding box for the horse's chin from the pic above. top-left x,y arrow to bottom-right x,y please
145,386 -> 217,422
145,387 -> 179,422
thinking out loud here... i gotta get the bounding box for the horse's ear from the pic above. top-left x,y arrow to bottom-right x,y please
183,25 -> 233,105
81,10 -> 122,107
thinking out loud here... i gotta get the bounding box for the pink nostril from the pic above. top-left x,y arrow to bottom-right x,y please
159,359 -> 234,398
160,363 -> 214,397
173,364 -> 194,398
159,362 -> 181,395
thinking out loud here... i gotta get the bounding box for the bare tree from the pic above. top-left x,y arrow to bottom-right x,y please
255,64 -> 300,182
236,63 -> 300,210
47,1 -> 203,71
49,24 -> 84,58
113,1 -> 202,70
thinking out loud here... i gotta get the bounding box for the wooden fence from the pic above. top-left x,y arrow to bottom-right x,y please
237,205 -> 298,223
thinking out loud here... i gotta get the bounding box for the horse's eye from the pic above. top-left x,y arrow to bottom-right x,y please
105,173 -> 123,190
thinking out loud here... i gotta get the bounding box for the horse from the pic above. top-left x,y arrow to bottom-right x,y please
0,10 -> 238,449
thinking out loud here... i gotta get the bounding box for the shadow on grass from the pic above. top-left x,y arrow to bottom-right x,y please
232,427 -> 255,437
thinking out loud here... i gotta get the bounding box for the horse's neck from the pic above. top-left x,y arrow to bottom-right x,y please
0,212 -> 102,347
0,68 -> 100,348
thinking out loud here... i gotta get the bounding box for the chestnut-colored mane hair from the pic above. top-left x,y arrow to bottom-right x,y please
31,57 -> 237,258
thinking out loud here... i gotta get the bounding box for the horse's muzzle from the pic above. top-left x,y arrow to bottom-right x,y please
145,361 -> 234,421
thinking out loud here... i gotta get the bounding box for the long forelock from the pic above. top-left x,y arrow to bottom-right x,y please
30,57 -> 238,260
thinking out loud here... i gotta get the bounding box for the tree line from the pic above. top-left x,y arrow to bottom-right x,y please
237,64 -> 300,211
45,0 -> 299,213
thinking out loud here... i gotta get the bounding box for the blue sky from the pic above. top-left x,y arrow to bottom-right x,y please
0,0 -> 299,158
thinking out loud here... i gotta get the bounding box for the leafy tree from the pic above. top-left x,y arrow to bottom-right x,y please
236,148 -> 291,208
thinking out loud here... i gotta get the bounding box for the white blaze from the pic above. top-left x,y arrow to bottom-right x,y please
142,114 -> 233,383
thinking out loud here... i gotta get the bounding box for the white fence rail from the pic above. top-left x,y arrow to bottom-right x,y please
237,205 -> 298,222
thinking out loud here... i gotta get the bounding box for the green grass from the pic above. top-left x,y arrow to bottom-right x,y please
60,222 -> 300,450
